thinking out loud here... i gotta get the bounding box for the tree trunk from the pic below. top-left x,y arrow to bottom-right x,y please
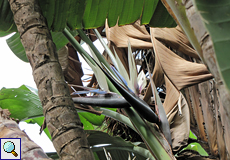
8,0 -> 94,159
0,108 -> 51,159
184,1 -> 230,159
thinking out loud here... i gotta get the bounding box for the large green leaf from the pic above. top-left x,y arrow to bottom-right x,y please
141,0 -> 159,25
6,33 -> 28,62
82,0 -> 110,28
0,85 -> 51,139
6,30 -> 78,62
149,1 -> 176,27
193,0 -> 230,92
0,0 -> 176,36
0,85 -> 43,121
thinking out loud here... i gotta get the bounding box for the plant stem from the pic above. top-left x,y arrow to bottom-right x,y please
93,29 -> 119,69
124,107 -> 172,160
78,29 -> 115,74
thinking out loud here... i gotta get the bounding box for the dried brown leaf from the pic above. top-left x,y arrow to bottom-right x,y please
165,89 -> 190,152
150,30 -> 213,90
163,76 -> 180,115
106,20 -> 152,49
183,88 -> 198,135
163,77 -> 190,152
65,44 -> 84,91
217,85 -> 230,158
152,26 -> 199,59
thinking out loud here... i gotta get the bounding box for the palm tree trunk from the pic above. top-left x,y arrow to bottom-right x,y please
8,0 -> 94,159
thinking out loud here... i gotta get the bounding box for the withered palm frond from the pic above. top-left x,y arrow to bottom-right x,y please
106,20 -> 152,49
150,28 -> 213,91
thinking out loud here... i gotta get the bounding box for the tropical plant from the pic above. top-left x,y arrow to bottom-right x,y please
0,0 -> 230,159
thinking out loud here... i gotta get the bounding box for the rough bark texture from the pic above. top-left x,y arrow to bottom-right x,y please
8,0 -> 94,159
213,81 -> 227,160
188,85 -> 207,142
198,81 -> 218,157
0,108 -> 51,160
184,0 -> 230,159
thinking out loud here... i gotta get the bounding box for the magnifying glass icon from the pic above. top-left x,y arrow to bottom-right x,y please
3,141 -> 18,157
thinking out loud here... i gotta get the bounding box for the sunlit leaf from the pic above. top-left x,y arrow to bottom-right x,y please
180,142 -> 209,157
0,85 -> 43,121
79,114 -> 95,130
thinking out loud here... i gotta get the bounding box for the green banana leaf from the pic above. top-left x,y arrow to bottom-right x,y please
0,85 -> 51,138
0,85 -> 43,120
0,0 -> 176,36
149,0 -> 176,27
193,0 -> 230,92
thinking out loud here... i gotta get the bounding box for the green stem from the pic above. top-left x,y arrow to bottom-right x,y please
78,29 -> 115,75
93,29 -> 119,69
124,107 -> 172,160
93,108 -> 136,132
63,28 -> 119,93
62,28 -> 95,65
